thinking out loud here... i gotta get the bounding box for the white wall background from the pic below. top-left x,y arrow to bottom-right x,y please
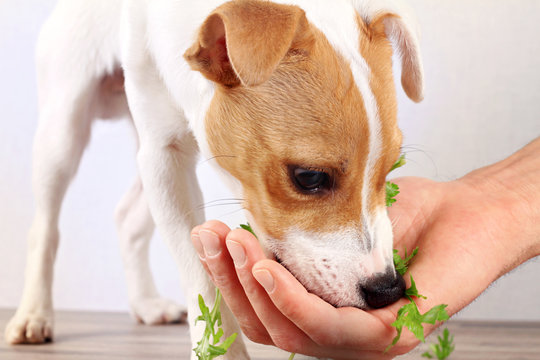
0,0 -> 538,321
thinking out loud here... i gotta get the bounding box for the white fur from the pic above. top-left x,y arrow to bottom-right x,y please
272,227 -> 380,308
5,0 -> 422,357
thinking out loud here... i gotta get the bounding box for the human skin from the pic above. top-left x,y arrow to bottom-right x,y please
191,137 -> 540,359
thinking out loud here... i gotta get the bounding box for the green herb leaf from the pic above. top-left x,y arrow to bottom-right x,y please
214,328 -> 224,344
390,154 -> 407,172
386,154 -> 405,207
388,301 -> 449,349
421,305 -> 450,325
405,275 -> 427,300
220,333 -> 238,351
240,223 -> 258,238
422,328 -> 455,359
391,302 -> 424,343
393,247 -> 419,276
207,344 -> 227,356
194,289 -> 238,360
385,181 -> 400,207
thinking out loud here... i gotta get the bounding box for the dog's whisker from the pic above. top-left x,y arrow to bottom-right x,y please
400,143 -> 426,151
186,198 -> 245,219
196,202 -> 244,210
185,202 -> 244,219
400,144 -> 439,177
197,198 -> 245,206
198,154 -> 237,166
195,198 -> 244,211
400,145 -> 431,159
214,206 -> 247,220
189,205 -> 246,222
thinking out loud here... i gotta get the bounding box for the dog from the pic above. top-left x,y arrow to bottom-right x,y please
5,0 -> 423,358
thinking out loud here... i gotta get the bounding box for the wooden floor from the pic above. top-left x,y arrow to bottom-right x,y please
1,309 -> 539,359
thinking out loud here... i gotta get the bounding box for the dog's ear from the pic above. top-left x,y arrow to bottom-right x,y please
184,0 -> 308,87
360,2 -> 424,102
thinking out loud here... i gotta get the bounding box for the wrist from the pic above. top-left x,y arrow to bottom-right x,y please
457,146 -> 540,264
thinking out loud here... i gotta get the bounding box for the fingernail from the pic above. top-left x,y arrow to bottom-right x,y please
191,234 -> 205,260
226,240 -> 247,268
253,269 -> 275,293
199,230 -> 221,257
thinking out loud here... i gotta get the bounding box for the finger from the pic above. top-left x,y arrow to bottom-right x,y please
227,229 -> 319,353
195,221 -> 272,345
190,225 -> 211,276
253,259 -> 395,351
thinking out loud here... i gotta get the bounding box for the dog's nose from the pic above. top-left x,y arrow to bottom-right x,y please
360,269 -> 406,309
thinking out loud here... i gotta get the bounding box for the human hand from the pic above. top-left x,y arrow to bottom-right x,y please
191,219 -> 404,359
191,140 -> 540,359
187,180 -> 468,359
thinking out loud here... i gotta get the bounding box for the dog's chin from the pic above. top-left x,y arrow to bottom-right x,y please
271,251 -> 369,310
262,234 -> 372,309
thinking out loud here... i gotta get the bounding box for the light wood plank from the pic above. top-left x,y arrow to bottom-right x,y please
1,309 -> 539,359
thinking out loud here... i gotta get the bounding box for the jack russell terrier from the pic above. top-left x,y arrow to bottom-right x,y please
5,0 -> 424,358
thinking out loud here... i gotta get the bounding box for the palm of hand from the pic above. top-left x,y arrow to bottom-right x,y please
382,177 -> 504,325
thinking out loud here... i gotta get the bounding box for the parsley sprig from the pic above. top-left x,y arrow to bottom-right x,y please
386,249 -> 450,352
194,288 -> 238,360
386,182 -> 400,206
422,328 -> 455,359
386,154 -> 406,206
393,247 -> 419,277
385,155 -> 452,356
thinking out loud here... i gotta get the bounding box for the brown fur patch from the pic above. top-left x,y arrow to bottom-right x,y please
184,0 -> 309,87
205,19 -> 372,240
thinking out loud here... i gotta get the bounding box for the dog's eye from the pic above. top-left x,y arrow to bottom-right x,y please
291,167 -> 330,193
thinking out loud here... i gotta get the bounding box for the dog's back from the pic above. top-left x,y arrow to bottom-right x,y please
36,0 -> 124,106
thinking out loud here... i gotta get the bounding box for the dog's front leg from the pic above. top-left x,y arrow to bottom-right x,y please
123,65 -> 249,359
136,133 -> 249,360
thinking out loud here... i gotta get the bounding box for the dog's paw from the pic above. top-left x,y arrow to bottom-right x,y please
130,297 -> 187,325
4,311 -> 54,344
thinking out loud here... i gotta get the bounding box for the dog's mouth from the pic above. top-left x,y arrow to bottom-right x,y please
269,249 -> 405,310
272,252 -> 296,280
269,248 -> 349,308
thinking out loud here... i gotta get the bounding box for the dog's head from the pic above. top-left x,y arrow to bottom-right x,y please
185,0 -> 423,309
